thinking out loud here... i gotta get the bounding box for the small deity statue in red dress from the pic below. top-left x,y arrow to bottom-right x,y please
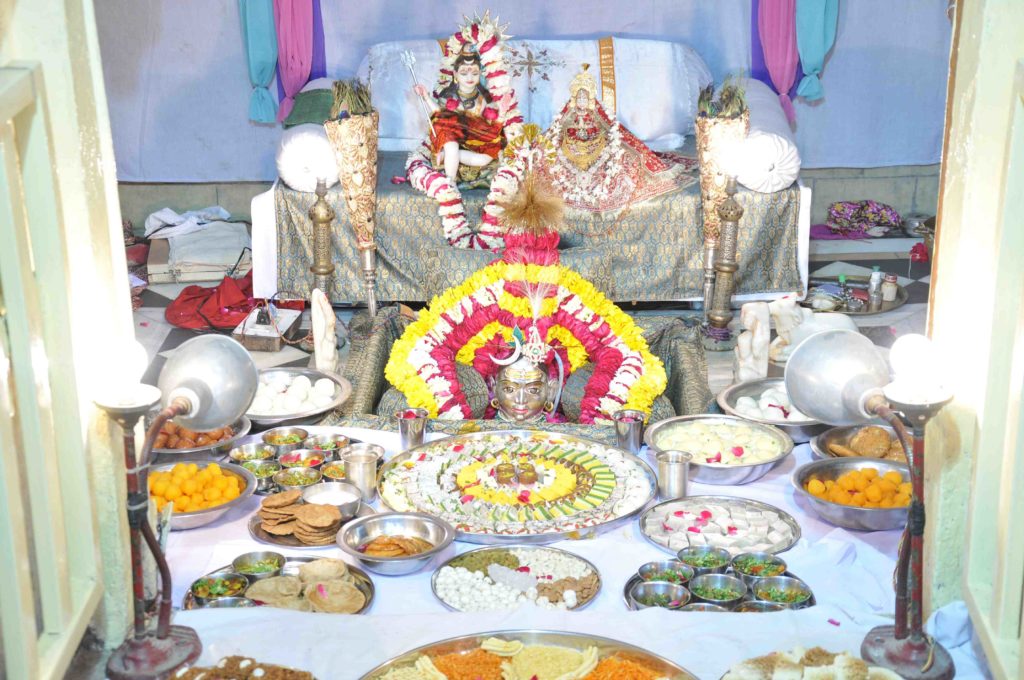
413,46 -> 505,183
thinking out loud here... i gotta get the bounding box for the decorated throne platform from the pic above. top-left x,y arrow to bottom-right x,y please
250,36 -> 811,305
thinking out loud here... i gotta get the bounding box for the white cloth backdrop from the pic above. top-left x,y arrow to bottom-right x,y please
95,0 -> 951,181
165,428 -> 986,678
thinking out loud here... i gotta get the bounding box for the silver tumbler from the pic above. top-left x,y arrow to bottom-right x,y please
341,443 -> 384,503
612,409 -> 647,454
394,407 -> 428,451
656,450 -> 691,500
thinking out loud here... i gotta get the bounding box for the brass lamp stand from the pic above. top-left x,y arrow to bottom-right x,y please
703,177 -> 742,349
309,179 -> 335,294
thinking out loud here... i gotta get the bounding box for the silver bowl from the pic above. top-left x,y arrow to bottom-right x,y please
627,581 -> 690,610
228,443 -> 277,464
235,460 -> 281,493
247,368 -> 352,427
272,466 -> 322,492
688,573 -> 747,610
735,600 -> 786,613
302,481 -> 362,520
303,434 -> 350,455
337,512 -> 455,576
321,460 -> 348,481
679,602 -> 727,612
231,551 -> 285,581
189,572 -> 249,606
810,424 -> 906,461
261,427 -> 309,456
792,458 -> 910,531
717,378 -> 827,444
638,560 -> 694,586
150,463 -> 257,531
153,417 -> 252,457
676,546 -> 731,577
644,415 -> 794,485
202,597 -> 257,608
278,448 -> 329,470
749,575 -> 814,609
729,552 -> 788,588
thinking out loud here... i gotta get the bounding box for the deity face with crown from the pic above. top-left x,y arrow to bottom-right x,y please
492,356 -> 558,423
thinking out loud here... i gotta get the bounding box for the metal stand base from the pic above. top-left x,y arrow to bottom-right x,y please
106,626 -> 202,680
861,626 -> 955,680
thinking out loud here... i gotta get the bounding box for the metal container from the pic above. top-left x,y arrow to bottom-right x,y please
792,458 -> 910,531
359,630 -> 696,679
321,460 -> 347,481
153,417 -> 252,457
735,600 -> 786,613
303,434 -> 350,455
302,481 -> 362,520
202,597 -> 257,608
246,367 -> 352,427
278,448 -> 329,470
228,442 -> 277,464
716,378 -> 827,444
656,450 -> 691,500
612,409 -> 646,454
644,414 -> 793,485
688,573 -> 747,610
638,560 -> 694,586
230,551 -> 285,581
272,466 -> 322,493
676,546 -> 731,577
679,602 -> 727,612
261,427 -> 309,456
189,572 -> 249,606
235,460 -> 281,493
394,408 -> 428,451
430,545 -> 602,612
150,462 -> 257,531
810,424 -> 905,461
343,443 -> 385,503
729,552 -> 788,588
749,575 -> 814,609
627,581 -> 690,610
337,512 -> 455,576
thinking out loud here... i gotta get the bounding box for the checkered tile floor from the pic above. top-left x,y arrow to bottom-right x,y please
809,258 -> 932,306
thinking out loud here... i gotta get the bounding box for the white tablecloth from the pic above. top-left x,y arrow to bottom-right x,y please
167,427 -> 988,678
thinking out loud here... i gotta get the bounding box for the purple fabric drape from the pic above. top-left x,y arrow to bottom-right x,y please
752,0 -> 803,96
758,0 -> 801,124
310,0 -> 326,79
273,0 -> 314,122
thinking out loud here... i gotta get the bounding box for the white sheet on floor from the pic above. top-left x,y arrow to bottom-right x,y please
167,221 -> 251,269
144,205 -> 232,239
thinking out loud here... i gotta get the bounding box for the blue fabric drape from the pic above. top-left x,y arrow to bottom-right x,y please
239,0 -> 279,123
795,0 -> 839,101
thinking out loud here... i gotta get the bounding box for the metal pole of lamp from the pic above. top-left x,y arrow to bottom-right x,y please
95,335 -> 258,679
706,176 -> 742,344
309,179 -> 335,295
360,243 -> 378,319
784,330 -> 955,680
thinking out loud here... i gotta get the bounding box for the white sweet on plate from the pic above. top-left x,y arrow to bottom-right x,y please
656,420 -> 783,465
248,373 -> 337,416
733,385 -> 813,423
643,499 -> 795,555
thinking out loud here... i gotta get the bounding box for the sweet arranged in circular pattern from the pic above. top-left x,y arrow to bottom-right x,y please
379,432 -> 655,539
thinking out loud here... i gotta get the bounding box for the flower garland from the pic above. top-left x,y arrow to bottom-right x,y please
384,261 -> 666,422
405,13 -> 525,250
545,102 -> 625,209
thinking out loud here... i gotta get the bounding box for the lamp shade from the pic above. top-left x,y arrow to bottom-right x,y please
157,335 -> 258,431
784,330 -> 890,426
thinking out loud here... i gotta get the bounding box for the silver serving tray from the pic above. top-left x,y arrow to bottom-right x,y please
639,495 -> 801,557
247,503 -> 374,549
376,430 -> 657,545
182,555 -> 374,614
360,629 -> 696,679
246,368 -> 352,427
429,545 -> 602,612
644,414 -> 794,485
150,462 -> 257,531
803,275 -> 909,315
716,378 -> 826,444
622,570 -> 815,611
153,417 -> 253,457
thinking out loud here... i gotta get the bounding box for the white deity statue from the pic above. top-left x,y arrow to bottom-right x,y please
767,297 -> 858,363
734,302 -> 770,382
311,288 -> 339,373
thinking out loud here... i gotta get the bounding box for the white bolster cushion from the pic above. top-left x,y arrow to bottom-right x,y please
275,124 -> 339,194
734,78 -> 802,193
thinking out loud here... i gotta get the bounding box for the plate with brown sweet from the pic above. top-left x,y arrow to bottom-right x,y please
247,489 -> 374,549
811,424 -> 909,462
152,417 -> 251,456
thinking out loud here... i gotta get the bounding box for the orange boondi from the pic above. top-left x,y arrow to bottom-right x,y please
584,655 -> 663,680
430,649 -> 504,680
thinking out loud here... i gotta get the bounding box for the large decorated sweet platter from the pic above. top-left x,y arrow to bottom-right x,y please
378,430 -> 657,544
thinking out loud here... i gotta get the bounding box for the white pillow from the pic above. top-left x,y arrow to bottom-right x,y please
733,78 -> 802,193
275,124 -> 339,193
358,37 -> 713,151
302,77 -> 335,92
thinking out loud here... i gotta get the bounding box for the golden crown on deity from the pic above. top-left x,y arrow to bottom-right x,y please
569,64 -> 599,108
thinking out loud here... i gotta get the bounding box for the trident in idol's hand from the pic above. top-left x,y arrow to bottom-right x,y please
401,50 -> 435,136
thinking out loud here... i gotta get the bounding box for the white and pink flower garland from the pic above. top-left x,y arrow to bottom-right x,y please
405,14 -> 525,250
544,103 -> 625,210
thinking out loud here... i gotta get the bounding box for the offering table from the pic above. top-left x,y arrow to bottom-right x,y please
165,428 -> 985,679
